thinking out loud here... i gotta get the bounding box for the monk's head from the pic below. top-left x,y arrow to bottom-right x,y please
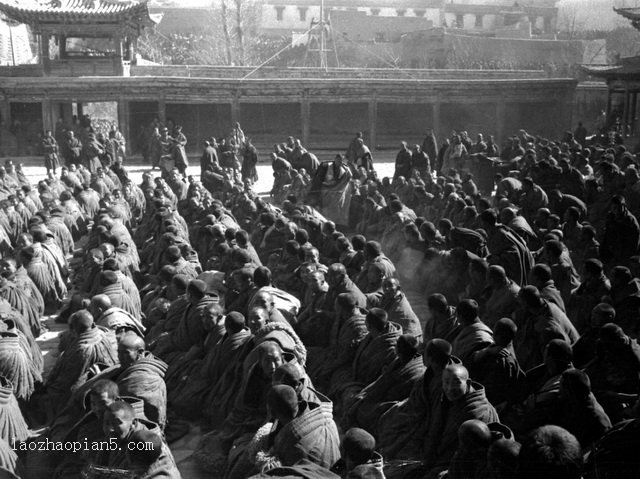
118,332 -> 146,369
90,294 -> 111,319
272,362 -> 305,394
442,364 -> 470,402
103,401 -> 136,441
89,379 -> 119,421
267,384 -> 298,426
248,306 -> 270,334
187,279 -> 208,305
70,310 -> 94,336
424,338 -> 453,370
252,291 -> 275,313
365,308 -> 388,338
257,342 -> 284,378
202,302 -> 224,332
458,419 -> 492,452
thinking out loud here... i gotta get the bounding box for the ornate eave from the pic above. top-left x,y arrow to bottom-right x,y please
0,0 -> 157,36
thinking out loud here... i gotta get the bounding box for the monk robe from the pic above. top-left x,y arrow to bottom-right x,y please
347,354 -> 425,435
97,273 -> 141,320
46,215 -> 74,255
40,235 -> 69,277
373,291 -> 423,338
423,381 -> 499,468
0,321 -> 41,400
170,327 -> 252,418
377,356 -> 462,460
486,224 -> 533,286
95,307 -> 146,338
44,325 -> 118,416
451,321 -> 494,368
306,309 -> 368,390
483,280 -> 520,329
515,300 -> 579,371
0,375 -> 29,443
194,343 -> 292,474
93,418 -> 166,469
0,438 -> 22,479
0,301 -> 43,373
423,306 -> 461,344
13,266 -> 45,319
228,400 -> 341,478
473,345 -> 525,405
0,278 -> 43,339
331,321 -> 402,412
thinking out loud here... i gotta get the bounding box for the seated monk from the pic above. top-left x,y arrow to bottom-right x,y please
345,334 -> 425,435
567,259 -> 610,334
529,263 -> 566,313
91,400 -> 167,470
422,364 -> 499,473
330,308 -> 402,416
126,429 -> 180,478
247,288 -> 293,326
152,279 -> 218,365
0,273 -> 43,339
472,318 -> 525,406
573,303 -> 616,368
515,285 -> 579,371
295,271 -> 329,337
585,323 -> 640,424
451,299 -> 494,370
90,294 -> 146,340
330,428 -> 385,478
355,241 -> 397,294
96,270 -> 141,320
33,380 -> 121,479
502,339 -> 575,436
226,384 -> 340,478
367,278 -> 422,338
100,258 -> 142,317
530,369 -> 611,452
225,267 -> 259,317
446,420 -> 495,479
193,341 -> 288,474
377,339 -> 461,460
307,293 -> 368,391
424,294 -> 461,344
39,310 -> 118,421
170,311 -> 251,418
482,265 -> 520,329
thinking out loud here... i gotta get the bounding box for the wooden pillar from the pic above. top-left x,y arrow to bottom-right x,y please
496,98 -> 506,145
432,97 -> 441,140
368,98 -> 377,150
0,98 -> 10,126
40,33 -> 51,75
623,88 -> 630,136
42,99 -> 54,133
301,93 -> 310,145
231,96 -> 241,125
114,35 -> 124,76
631,92 -> 638,136
158,97 -> 166,124
118,97 -> 129,149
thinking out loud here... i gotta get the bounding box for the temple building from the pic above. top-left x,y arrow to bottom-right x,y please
0,0 -> 576,156
584,7 -> 640,136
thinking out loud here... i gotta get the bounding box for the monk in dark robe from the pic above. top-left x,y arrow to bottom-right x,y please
515,286 -> 579,371
451,299 -> 494,370
126,429 -> 181,478
0,319 -> 41,401
355,241 -> 397,293
227,384 -> 340,478
96,270 -> 141,319
568,259 -> 610,333
308,155 -> 352,228
422,364 -> 499,473
193,342 -> 286,474
92,401 -> 169,470
585,323 -> 640,424
472,318 -> 525,406
170,311 -> 252,417
424,294 -> 461,344
480,209 -> 533,286
367,278 -> 422,338
331,308 -> 402,417
307,293 -> 368,391
346,334 -> 425,434
91,294 -> 146,340
40,310 -> 118,421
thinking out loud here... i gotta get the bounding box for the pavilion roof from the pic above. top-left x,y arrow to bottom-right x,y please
0,1 -> 155,27
582,56 -> 640,80
614,7 -> 640,30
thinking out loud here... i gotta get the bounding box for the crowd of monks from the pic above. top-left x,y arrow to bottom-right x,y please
0,122 -> 639,479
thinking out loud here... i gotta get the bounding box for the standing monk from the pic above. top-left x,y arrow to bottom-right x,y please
42,130 -> 60,175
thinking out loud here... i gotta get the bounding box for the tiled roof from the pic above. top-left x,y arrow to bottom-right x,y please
0,0 -> 154,25
615,7 -> 640,22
